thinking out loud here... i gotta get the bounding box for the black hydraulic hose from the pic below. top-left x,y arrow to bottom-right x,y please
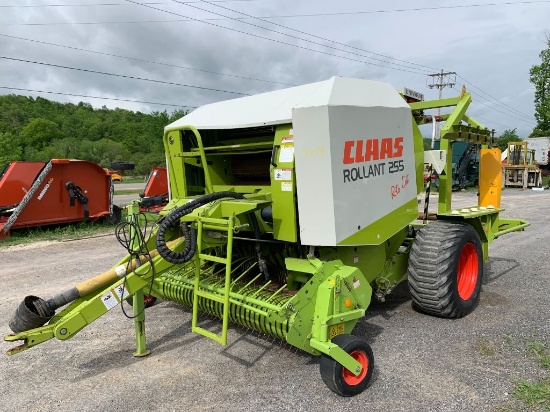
0,203 -> 18,216
155,191 -> 270,279
250,209 -> 269,280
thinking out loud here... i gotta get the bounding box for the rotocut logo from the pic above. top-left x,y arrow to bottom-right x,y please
37,178 -> 54,200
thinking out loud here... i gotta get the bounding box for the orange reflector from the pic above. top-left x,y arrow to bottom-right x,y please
345,299 -> 351,308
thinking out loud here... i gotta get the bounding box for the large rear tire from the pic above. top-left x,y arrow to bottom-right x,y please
407,221 -> 483,318
319,334 -> 374,397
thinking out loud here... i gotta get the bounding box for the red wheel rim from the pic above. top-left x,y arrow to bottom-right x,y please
457,242 -> 479,300
342,350 -> 368,386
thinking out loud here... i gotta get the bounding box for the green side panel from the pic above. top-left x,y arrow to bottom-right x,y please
409,96 -> 461,111
204,154 -> 233,187
337,198 -> 418,246
412,120 -> 425,195
336,228 -> 408,284
283,260 -> 372,355
164,130 -> 187,199
336,244 -> 386,284
270,124 -> 297,242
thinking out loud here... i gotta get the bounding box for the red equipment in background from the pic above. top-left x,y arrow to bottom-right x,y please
0,159 -> 121,238
139,167 -> 168,212
0,161 -> 45,207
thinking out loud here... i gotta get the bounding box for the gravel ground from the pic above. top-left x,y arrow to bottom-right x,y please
0,189 -> 549,411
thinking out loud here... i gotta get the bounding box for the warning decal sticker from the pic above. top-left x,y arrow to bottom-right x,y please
278,145 -> 294,163
100,291 -> 118,311
113,284 -> 129,301
274,169 -> 292,181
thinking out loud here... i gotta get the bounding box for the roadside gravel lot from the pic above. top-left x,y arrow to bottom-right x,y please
1,189 -> 549,411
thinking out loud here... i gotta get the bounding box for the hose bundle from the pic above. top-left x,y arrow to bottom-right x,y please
155,191 -> 269,279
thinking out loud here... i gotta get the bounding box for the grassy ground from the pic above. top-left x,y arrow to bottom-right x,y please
113,189 -> 143,195
113,176 -> 147,184
0,220 -> 119,247
511,342 -> 550,410
497,341 -> 550,411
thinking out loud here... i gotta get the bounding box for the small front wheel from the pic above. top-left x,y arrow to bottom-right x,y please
319,334 -> 374,396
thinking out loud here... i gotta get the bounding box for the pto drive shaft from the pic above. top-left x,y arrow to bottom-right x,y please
9,238 -> 181,333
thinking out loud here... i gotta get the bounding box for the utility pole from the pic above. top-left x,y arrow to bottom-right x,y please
427,69 -> 456,100
427,70 -> 456,141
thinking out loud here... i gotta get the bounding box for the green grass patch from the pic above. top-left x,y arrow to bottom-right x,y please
510,342 -> 550,410
530,342 -> 550,370
512,379 -> 550,410
475,337 -> 497,356
0,219 -> 121,247
114,189 -> 143,195
114,176 -> 147,184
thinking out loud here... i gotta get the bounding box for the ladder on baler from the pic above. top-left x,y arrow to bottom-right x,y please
191,215 -> 234,345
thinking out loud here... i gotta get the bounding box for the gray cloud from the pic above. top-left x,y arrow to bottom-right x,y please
0,0 -> 547,136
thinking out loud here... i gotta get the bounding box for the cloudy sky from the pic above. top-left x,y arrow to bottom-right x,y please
1,0 -> 548,137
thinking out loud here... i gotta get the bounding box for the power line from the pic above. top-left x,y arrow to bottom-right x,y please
198,0 -> 437,72
0,1 -> 169,6
3,2 -> 535,119
0,86 -> 196,108
0,0 -> 260,6
471,98 -> 534,124
121,0 -> 427,75
0,56 -> 248,96
238,1 -> 550,19
457,74 -> 533,119
0,33 -> 295,87
468,111 -> 515,131
469,89 -> 534,122
427,70 -> 457,96
449,85 -> 534,125
175,0 -> 432,74
0,20 -> 193,26
427,70 -> 457,137
449,83 -> 534,123
192,0 -> 534,122
3,0 -> 549,12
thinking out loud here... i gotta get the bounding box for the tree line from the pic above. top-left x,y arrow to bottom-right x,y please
2,34 -> 549,175
494,36 -> 550,151
0,94 -> 186,175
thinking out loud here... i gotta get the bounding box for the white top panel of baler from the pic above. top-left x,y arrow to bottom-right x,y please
292,78 -> 417,246
165,76 -> 407,131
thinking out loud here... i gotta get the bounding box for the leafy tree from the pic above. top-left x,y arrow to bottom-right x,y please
495,128 -> 521,151
530,35 -> 550,136
20,118 -> 62,153
169,109 -> 188,123
0,94 -> 186,174
0,132 -> 22,166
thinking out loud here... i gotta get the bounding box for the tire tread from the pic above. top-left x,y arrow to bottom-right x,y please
407,220 -> 482,318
